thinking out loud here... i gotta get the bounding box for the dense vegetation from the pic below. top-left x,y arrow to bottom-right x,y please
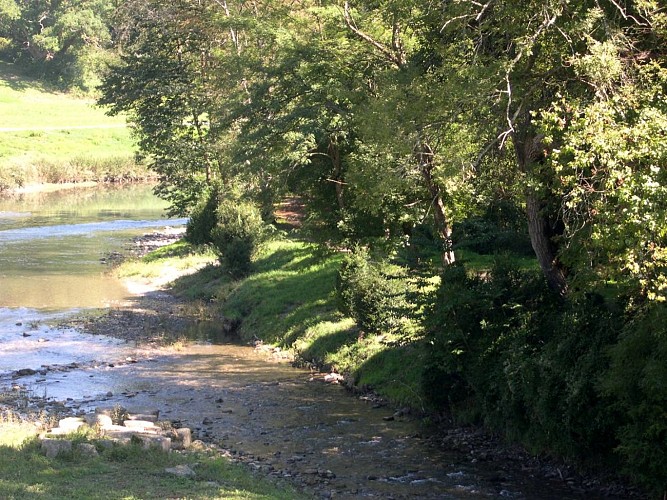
12,0 -> 666,495
0,0 -> 116,90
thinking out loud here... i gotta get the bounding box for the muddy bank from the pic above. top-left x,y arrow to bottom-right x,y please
3,231 -> 646,499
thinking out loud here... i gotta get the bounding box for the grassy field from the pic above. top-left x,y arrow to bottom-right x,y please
0,61 -> 146,188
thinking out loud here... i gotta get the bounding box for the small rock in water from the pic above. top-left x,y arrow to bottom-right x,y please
15,368 -> 37,377
22,332 -> 30,337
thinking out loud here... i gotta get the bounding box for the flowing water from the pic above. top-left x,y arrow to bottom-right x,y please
0,185 -> 629,499
0,184 -> 185,372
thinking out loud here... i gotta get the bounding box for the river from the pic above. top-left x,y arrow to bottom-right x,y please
0,183 -> 185,373
0,184 -> 633,499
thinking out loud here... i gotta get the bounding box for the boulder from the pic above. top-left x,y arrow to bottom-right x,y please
139,434 -> 171,452
165,464 -> 195,478
168,427 -> 192,450
77,443 -> 98,457
58,417 -> 86,432
41,438 -> 72,458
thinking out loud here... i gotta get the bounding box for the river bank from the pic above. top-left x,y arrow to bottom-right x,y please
0,230 -> 643,499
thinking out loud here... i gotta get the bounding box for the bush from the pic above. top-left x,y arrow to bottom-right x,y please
211,199 -> 266,278
185,185 -> 223,245
424,257 -> 623,461
603,303 -> 667,495
336,247 -> 410,335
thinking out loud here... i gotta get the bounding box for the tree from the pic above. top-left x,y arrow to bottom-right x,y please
0,0 -> 114,88
431,0 -> 666,296
99,0 -> 222,215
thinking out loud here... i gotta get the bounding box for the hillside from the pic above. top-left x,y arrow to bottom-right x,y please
0,61 -> 142,188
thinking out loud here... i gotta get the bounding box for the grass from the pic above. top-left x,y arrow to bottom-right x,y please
0,423 -> 305,500
0,61 -> 147,188
116,241 -> 218,280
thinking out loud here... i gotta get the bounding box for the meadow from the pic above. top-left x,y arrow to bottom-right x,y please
0,61 -> 148,189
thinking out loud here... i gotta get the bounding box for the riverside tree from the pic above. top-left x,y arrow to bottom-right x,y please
0,0 -> 114,88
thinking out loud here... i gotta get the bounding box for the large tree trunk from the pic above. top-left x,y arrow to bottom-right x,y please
514,133 -> 568,296
416,142 -> 455,266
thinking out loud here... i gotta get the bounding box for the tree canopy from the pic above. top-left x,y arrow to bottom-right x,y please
95,0 -> 667,492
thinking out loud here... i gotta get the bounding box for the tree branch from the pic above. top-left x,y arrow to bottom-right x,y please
343,1 -> 405,68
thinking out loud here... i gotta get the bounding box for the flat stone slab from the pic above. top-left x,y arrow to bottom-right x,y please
125,407 -> 160,422
123,420 -> 161,432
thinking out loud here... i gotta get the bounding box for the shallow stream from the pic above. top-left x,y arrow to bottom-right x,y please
0,184 -> 184,372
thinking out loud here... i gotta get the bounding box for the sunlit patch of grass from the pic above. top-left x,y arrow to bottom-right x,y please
0,422 -> 41,448
0,62 -> 143,188
116,241 -> 217,280
0,433 -> 305,499
219,239 -> 345,345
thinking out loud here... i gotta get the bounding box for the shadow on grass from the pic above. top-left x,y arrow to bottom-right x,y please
0,60 -> 56,93
353,342 -> 429,410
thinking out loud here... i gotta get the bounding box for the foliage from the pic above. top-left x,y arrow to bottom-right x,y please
452,200 -> 533,256
0,0 -> 115,90
210,198 -> 266,278
185,184 -> 224,246
425,258 -> 623,461
603,302 -> 667,495
336,247 -> 412,336
98,0 -> 221,216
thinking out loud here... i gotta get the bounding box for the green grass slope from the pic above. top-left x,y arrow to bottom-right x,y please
166,238 -> 431,409
0,61 -> 144,188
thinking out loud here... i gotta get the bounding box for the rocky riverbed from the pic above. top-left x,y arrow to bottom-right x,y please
1,230 -> 647,499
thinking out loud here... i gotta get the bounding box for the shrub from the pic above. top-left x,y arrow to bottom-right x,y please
603,303 -> 667,495
336,247 -> 410,335
211,199 -> 265,278
424,257 -> 623,462
185,185 -> 223,245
